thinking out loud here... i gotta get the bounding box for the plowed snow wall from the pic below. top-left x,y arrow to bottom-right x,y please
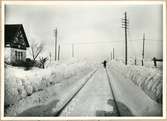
5,60 -> 95,106
110,61 -> 162,103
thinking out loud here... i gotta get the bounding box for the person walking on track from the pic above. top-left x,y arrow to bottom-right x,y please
102,60 -> 107,68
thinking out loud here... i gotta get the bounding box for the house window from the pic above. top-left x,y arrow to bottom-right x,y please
20,52 -> 23,60
15,51 -> 23,61
15,51 -> 17,60
18,52 -> 20,60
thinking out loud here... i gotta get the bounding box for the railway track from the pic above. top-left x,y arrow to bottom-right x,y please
105,68 -> 121,116
17,65 -> 161,116
54,68 -> 98,116
55,67 -> 121,116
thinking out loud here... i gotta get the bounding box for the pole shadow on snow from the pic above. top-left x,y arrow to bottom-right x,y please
17,100 -> 59,117
96,99 -> 133,116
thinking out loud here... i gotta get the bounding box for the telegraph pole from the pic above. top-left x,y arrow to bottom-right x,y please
122,12 -> 129,65
54,28 -> 57,61
113,48 -> 115,60
72,43 -> 74,57
142,33 -> 145,66
49,52 -> 52,63
134,57 -> 137,65
58,44 -> 60,61
111,51 -> 112,60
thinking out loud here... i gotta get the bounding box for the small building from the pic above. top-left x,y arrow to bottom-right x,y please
5,24 -> 30,64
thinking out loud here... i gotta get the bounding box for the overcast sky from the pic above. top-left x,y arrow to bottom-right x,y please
5,3 -> 163,61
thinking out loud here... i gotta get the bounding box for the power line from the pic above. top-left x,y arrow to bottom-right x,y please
129,39 -> 162,41
59,39 -> 162,46
60,41 -> 122,45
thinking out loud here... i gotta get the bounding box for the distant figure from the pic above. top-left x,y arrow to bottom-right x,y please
102,60 -> 107,68
152,57 -> 157,67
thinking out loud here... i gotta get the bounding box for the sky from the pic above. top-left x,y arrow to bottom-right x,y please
5,3 -> 163,61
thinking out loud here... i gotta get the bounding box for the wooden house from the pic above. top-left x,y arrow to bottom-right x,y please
5,24 -> 30,64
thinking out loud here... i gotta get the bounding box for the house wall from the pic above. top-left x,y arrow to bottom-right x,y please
5,47 -> 27,64
11,48 -> 26,63
5,47 -> 11,63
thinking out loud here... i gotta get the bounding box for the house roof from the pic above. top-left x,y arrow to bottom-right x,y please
5,24 -> 30,47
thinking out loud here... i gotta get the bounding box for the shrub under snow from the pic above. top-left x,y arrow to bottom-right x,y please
109,61 -> 163,103
5,59 -> 95,107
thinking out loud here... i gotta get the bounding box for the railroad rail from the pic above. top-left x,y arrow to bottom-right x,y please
54,67 -> 121,116
54,68 -> 98,116
17,65 -> 161,116
105,68 -> 121,116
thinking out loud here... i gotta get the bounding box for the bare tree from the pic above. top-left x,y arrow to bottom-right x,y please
39,57 -> 48,69
30,41 -> 44,61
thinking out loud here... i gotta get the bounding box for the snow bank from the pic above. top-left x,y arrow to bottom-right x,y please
115,57 -> 163,69
109,61 -> 163,103
5,69 -> 97,116
5,59 -> 95,107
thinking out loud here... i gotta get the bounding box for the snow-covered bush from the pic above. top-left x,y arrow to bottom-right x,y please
109,61 -> 163,103
5,59 -> 95,106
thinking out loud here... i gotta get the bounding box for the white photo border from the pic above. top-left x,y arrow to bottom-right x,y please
1,0 -> 166,120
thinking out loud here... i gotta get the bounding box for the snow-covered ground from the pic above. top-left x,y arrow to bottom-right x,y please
4,59 -> 163,116
5,59 -> 97,116
109,60 -> 163,103
107,66 -> 162,116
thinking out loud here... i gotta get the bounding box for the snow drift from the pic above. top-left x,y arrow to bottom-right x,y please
5,59 -> 95,107
109,61 -> 163,103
